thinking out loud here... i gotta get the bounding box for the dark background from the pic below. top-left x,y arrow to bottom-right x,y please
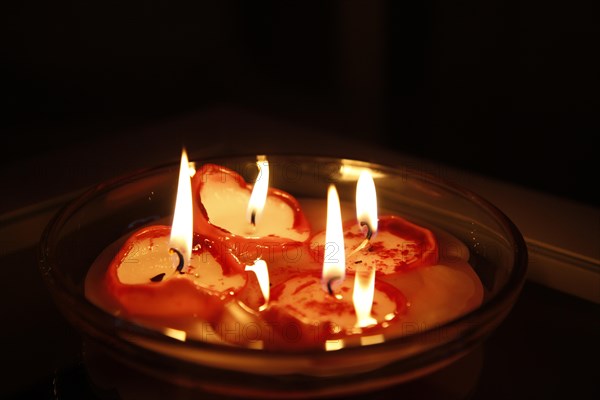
1,3 -> 599,398
2,0 -> 598,206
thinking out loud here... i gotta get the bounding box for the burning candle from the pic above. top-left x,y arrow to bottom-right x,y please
90,150 -> 247,322
191,158 -> 311,245
190,157 -> 315,293
311,216 -> 439,275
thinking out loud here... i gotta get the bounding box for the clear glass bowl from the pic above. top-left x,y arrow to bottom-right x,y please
38,155 -> 527,399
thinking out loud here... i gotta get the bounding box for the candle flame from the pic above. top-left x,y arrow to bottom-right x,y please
163,327 -> 187,342
359,334 -> 385,346
325,339 -> 345,351
246,155 -> 270,226
353,268 -> 377,328
338,163 -> 385,181
245,259 -> 270,311
356,170 -> 378,239
170,148 -> 193,267
322,184 -> 346,293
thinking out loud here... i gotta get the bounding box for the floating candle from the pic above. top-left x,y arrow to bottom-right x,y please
260,270 -> 407,350
192,161 -> 311,243
310,169 -> 439,275
95,150 -> 247,321
103,225 -> 246,320
310,215 -> 439,275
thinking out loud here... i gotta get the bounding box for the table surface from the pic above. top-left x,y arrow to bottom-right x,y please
1,106 -> 598,399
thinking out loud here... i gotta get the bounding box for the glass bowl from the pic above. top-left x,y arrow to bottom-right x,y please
38,155 -> 527,399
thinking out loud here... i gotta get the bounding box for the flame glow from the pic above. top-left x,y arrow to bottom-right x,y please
359,334 -> 384,346
169,148 -> 193,267
245,259 -> 270,311
356,170 -> 378,239
325,339 -> 345,351
353,268 -> 377,328
246,155 -> 270,226
163,327 -> 187,342
322,184 -> 346,293
338,163 -> 385,181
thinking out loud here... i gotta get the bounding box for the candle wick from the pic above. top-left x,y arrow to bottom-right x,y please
327,277 -> 340,296
150,273 -> 166,282
250,210 -> 256,227
347,222 -> 373,258
348,239 -> 369,258
360,221 -> 373,240
169,248 -> 185,274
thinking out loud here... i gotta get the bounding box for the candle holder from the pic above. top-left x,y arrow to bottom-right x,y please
39,155 -> 527,399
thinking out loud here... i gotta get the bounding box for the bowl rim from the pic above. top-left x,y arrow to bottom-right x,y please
38,153 -> 528,363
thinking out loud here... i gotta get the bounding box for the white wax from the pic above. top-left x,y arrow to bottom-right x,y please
116,235 -> 244,292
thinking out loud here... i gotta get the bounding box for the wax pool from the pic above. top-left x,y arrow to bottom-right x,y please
85,194 -> 484,350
